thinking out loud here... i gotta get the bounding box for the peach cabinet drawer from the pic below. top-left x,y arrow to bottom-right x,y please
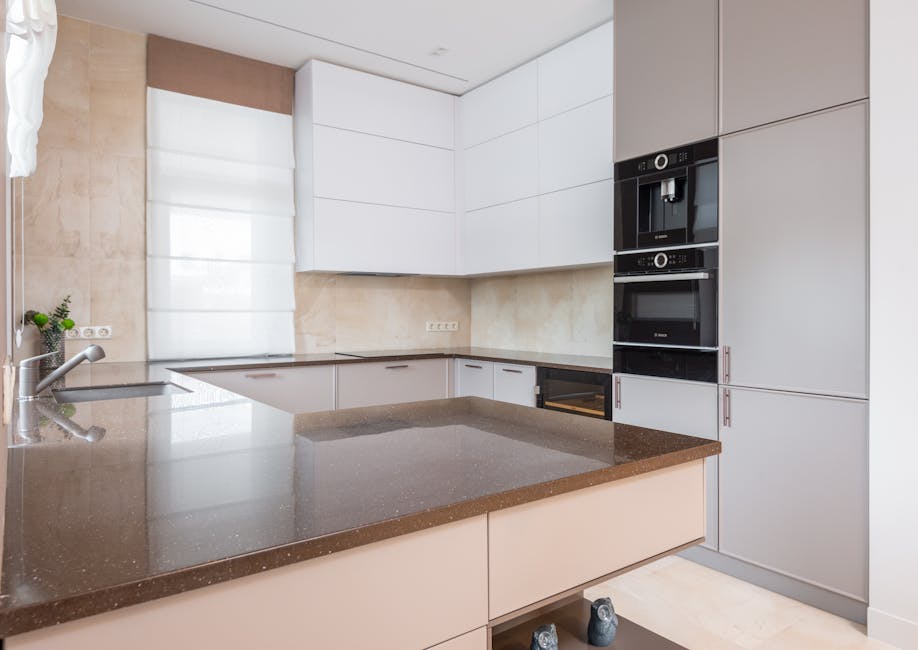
427,627 -> 487,650
488,461 -> 705,619
8,516 -> 489,650
190,365 -> 335,414
337,359 -> 449,409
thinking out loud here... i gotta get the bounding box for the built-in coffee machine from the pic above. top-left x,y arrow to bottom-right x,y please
613,138 -> 720,382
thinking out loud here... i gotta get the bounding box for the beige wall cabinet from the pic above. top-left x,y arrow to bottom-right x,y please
613,0 -> 718,160
188,365 -> 336,414
337,359 -> 450,409
613,374 -> 718,549
720,0 -> 868,134
720,103 -> 868,398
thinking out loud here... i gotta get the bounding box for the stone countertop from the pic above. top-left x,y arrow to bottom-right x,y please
175,347 -> 614,374
0,359 -> 715,637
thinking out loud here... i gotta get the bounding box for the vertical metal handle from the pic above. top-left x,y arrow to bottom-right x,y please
614,376 -> 622,409
722,345 -> 731,384
722,388 -> 731,428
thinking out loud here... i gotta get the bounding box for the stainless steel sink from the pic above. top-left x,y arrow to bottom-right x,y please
53,382 -> 191,404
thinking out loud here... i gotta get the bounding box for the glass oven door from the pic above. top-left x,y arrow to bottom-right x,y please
613,271 -> 717,348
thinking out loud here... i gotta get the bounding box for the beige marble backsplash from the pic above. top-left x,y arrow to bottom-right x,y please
470,265 -> 613,356
12,16 -> 146,362
295,274 -> 471,352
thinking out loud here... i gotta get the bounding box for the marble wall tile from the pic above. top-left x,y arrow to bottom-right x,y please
470,265 -> 613,356
89,259 -> 147,362
89,153 -> 145,259
39,16 -> 90,150
89,23 -> 146,157
294,273 -> 337,353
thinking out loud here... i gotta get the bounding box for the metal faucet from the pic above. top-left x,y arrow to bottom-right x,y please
17,344 -> 106,400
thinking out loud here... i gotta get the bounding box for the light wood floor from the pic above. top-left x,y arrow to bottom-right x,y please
584,556 -> 897,650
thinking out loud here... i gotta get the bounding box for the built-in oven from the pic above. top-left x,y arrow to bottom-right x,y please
613,246 -> 718,382
537,367 -> 612,420
614,138 -> 718,252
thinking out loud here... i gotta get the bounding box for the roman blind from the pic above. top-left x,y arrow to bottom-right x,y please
146,87 -> 295,359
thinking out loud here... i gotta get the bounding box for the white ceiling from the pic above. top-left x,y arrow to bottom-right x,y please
56,0 -> 613,95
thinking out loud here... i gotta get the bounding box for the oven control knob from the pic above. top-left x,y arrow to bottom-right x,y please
653,252 -> 668,268
654,154 -> 669,170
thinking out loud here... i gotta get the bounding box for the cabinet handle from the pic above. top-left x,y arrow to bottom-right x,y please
722,388 -> 731,428
614,376 -> 622,409
501,368 -> 523,374
244,372 -> 278,379
385,364 -> 409,370
722,345 -> 731,384
464,364 -> 483,369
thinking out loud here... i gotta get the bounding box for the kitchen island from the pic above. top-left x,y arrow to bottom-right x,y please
0,360 -> 719,649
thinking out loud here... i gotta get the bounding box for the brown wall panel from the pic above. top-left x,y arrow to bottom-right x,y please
147,35 -> 294,114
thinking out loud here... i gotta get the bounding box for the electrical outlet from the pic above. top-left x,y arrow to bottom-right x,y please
95,325 -> 112,339
79,326 -> 96,339
64,328 -> 81,339
426,321 -> 459,332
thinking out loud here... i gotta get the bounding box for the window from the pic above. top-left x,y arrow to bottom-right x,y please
146,88 -> 295,359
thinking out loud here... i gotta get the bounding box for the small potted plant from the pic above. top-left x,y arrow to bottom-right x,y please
25,295 -> 76,374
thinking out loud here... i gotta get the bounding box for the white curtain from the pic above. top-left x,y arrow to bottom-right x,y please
146,88 -> 296,360
6,0 -> 57,178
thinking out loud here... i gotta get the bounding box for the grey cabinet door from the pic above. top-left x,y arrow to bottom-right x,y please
613,0 -> 718,160
720,103 -> 868,398
721,0 -> 868,134
719,387 -> 867,602
613,374 -> 719,549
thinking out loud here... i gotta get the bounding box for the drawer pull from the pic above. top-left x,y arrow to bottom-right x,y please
385,364 -> 409,370
614,376 -> 622,409
464,364 -> 483,369
244,372 -> 278,379
722,388 -> 732,428
501,368 -> 523,374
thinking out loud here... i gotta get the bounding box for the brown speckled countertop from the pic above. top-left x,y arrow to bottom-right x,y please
0,356 -> 715,638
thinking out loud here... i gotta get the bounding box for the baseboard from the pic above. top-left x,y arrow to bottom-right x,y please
679,546 -> 867,624
868,607 -> 918,648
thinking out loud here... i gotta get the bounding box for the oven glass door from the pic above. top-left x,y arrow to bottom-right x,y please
538,368 -> 612,420
614,271 -> 717,348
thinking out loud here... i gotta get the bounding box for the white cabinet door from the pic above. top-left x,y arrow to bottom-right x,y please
310,60 -> 455,148
189,365 -> 335,414
456,359 -> 494,398
613,374 -> 718,549
313,199 -> 455,275
720,0 -> 868,134
313,126 -> 454,213
337,359 -> 449,409
719,387 -> 867,601
613,0 -> 718,160
538,96 -> 613,194
538,21 -> 613,120
492,363 -> 536,407
720,103 -> 868,398
538,180 -> 613,268
459,62 -> 538,148
464,125 -> 539,211
462,198 -> 538,275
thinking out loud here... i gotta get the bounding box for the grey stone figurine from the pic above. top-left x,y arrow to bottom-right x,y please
588,596 -> 619,646
530,623 -> 559,650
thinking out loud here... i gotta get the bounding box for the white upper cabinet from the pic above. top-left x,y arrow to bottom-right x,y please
295,61 -> 457,274
538,181 -> 613,268
613,0 -> 717,160
462,198 -> 539,275
720,0 -> 868,134
464,125 -> 539,211
538,95 -> 613,193
312,126 -> 454,213
310,60 -> 455,148
460,62 -> 538,148
538,21 -> 613,120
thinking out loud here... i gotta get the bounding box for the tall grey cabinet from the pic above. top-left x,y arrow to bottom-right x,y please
719,388 -> 868,603
720,0 -> 868,134
720,102 -> 868,398
613,0 -> 718,160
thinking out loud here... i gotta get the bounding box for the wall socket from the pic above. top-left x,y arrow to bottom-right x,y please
66,325 -> 113,340
426,321 -> 459,332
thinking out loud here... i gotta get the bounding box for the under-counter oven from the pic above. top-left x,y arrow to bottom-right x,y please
536,367 -> 612,420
